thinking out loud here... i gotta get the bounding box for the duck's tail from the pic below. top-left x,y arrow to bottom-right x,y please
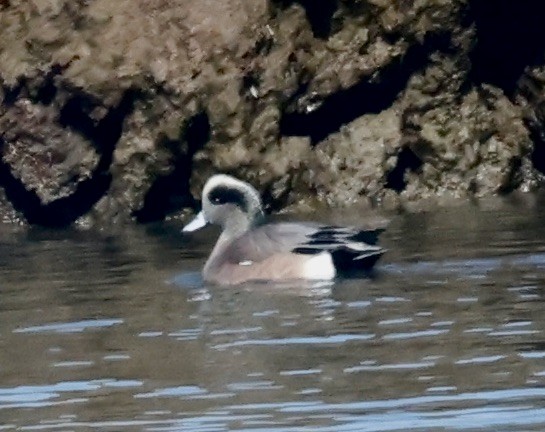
330,245 -> 385,273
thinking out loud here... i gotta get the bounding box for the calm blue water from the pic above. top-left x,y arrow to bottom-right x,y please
2,195 -> 545,431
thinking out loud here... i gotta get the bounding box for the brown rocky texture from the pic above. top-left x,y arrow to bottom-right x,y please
308,107 -> 401,208
0,0 -> 544,226
398,56 -> 536,201
518,66 -> 545,178
0,99 -> 98,202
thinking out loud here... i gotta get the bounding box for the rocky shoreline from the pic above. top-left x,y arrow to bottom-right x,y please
1,0 -> 544,226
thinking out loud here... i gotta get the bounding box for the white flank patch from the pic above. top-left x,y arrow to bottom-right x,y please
303,252 -> 336,280
238,260 -> 253,266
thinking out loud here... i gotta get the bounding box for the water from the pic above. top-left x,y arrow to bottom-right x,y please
2,195 -> 545,431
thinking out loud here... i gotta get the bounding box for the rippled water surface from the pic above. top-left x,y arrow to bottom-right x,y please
3,196 -> 545,431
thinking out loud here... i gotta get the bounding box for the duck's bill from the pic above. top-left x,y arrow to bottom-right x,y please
182,211 -> 208,233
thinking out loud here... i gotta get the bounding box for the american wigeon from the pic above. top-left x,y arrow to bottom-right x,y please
183,174 -> 385,285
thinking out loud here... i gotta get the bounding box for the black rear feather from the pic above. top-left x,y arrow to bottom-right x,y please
292,225 -> 385,272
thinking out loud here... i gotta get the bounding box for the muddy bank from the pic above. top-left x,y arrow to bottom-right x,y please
0,0 -> 544,226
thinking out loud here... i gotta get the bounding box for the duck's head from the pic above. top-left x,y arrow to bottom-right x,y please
183,174 -> 264,235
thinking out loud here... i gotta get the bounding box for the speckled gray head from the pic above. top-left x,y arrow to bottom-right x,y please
183,174 -> 264,234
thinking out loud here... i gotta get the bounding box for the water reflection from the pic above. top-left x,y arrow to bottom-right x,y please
1,196 -> 545,430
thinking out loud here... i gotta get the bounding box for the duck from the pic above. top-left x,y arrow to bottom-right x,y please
183,174 -> 385,285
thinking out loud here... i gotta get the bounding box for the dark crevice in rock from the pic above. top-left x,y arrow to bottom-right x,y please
93,91 -> 138,170
0,157 -> 112,227
34,76 -> 57,105
272,0 -> 338,39
0,91 -> 137,226
530,129 -> 545,176
498,157 -> 523,194
298,0 -> 338,39
385,146 -> 422,192
280,32 -> 453,144
2,66 -> 62,106
59,95 -> 101,146
241,73 -> 260,96
185,112 -> 211,152
469,0 -> 545,96
135,111 -> 211,223
260,182 -> 289,213
253,34 -> 274,57
31,65 -> 63,105
2,81 -> 24,105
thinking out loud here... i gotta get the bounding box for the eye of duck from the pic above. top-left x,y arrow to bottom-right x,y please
209,186 -> 248,210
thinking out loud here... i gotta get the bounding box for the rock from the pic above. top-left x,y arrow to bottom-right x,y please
399,55 -> 534,202
309,107 -> 402,207
516,64 -> 545,186
0,99 -> 99,205
0,0 -> 544,226
0,187 -> 22,225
